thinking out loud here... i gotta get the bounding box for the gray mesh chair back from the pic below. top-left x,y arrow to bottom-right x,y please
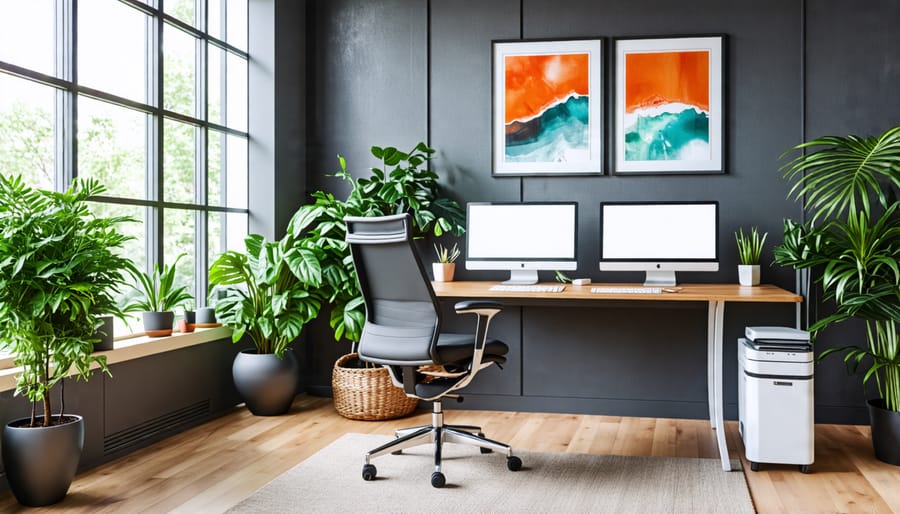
345,214 -> 442,366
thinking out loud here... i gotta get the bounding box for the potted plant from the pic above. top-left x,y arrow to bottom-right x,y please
287,142 -> 465,420
774,125 -> 900,465
126,254 -> 192,337
433,242 -> 460,282
208,232 -> 324,416
735,226 -> 767,286
0,175 -> 134,506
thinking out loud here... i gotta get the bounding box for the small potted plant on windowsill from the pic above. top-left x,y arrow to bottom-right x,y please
735,226 -> 767,286
126,254 -> 193,337
433,242 -> 460,282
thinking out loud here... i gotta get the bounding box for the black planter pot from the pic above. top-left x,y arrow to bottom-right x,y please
232,349 -> 299,416
93,315 -> 115,351
142,311 -> 174,337
868,398 -> 900,466
2,415 -> 84,507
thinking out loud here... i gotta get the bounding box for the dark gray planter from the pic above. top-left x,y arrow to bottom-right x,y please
196,307 -> 217,324
2,415 -> 84,507
93,315 -> 115,351
232,349 -> 299,416
142,311 -> 174,337
868,398 -> 900,466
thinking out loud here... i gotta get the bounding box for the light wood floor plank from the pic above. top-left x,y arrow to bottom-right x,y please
0,395 -> 898,513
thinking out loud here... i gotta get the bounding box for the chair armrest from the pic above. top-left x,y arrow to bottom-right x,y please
454,300 -> 503,315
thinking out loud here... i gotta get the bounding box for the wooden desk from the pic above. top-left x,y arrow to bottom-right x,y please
432,281 -> 802,471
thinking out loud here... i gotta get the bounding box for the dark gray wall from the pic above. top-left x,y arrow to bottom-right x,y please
302,0 -> 900,424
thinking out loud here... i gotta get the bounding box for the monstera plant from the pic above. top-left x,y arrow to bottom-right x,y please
208,231 -> 324,415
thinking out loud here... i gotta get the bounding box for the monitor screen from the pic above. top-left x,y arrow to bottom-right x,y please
599,201 -> 719,286
466,202 -> 578,284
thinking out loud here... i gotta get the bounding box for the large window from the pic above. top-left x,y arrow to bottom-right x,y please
0,0 -> 250,331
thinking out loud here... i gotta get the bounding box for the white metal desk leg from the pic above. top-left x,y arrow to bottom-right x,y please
707,302 -> 716,428
711,300 -> 732,471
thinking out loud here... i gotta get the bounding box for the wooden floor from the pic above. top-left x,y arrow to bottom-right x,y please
1,394 -> 898,513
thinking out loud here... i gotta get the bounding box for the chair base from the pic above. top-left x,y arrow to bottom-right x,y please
362,400 -> 522,487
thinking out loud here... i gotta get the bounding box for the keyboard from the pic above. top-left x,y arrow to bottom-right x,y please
489,284 -> 565,293
590,286 -> 662,294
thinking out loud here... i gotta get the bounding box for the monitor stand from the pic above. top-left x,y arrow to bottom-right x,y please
644,270 -> 677,287
503,269 -> 539,285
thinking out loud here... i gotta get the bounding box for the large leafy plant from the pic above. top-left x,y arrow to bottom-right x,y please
208,232 -> 324,358
774,126 -> 900,412
0,175 -> 135,427
126,253 -> 193,313
287,142 -> 465,344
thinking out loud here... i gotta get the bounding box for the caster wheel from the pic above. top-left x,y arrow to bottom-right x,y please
800,465 -> 810,474
362,464 -> 377,481
750,461 -> 760,472
431,471 -> 446,488
507,455 -> 523,471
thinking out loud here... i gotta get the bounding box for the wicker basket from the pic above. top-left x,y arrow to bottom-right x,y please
332,353 -> 419,421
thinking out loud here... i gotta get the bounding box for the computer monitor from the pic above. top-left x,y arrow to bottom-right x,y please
466,202 -> 578,284
599,201 -> 719,286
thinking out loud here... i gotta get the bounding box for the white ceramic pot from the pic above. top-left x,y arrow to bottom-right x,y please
433,262 -> 456,282
738,264 -> 760,286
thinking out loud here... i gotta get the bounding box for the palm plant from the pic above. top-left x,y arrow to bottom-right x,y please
0,175 -> 134,426
774,125 -> 900,412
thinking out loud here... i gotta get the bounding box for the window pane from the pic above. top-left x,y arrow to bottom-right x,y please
88,201 -> 147,335
209,47 -> 247,131
164,118 -> 196,204
164,23 -> 197,117
208,211 -> 248,264
164,208 -> 197,305
0,73 -> 56,190
78,97 -> 147,199
225,52 -> 247,131
79,0 -> 149,103
0,0 -> 57,76
208,0 -> 247,50
208,130 -> 247,208
165,0 -> 196,27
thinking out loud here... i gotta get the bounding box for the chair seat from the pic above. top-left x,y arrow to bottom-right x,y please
436,332 -> 508,365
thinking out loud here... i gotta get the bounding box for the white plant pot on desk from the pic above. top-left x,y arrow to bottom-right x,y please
433,263 -> 455,282
738,265 -> 760,286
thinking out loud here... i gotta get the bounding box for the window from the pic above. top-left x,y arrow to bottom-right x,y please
0,0 -> 250,333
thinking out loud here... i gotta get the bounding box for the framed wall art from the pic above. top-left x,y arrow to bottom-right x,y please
492,39 -> 604,176
614,35 -> 724,174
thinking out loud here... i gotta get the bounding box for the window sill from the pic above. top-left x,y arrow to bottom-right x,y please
0,326 -> 232,393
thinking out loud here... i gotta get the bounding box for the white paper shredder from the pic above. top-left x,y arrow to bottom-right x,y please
738,326 -> 814,473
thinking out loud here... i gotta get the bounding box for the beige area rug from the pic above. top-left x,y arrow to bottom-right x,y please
229,433 -> 755,513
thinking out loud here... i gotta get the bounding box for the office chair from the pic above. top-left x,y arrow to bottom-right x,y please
345,213 -> 522,488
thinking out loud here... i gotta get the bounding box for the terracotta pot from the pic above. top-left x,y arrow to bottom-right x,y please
433,262 -> 456,282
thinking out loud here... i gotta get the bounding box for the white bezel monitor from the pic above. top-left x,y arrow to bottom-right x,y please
466,202 -> 578,284
599,201 -> 719,286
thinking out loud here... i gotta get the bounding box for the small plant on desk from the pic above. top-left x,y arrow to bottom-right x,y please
433,242 -> 459,282
735,226 -> 767,286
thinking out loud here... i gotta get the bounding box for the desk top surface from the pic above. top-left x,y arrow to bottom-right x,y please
432,281 -> 802,303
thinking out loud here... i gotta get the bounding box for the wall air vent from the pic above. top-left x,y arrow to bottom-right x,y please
104,400 -> 210,455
